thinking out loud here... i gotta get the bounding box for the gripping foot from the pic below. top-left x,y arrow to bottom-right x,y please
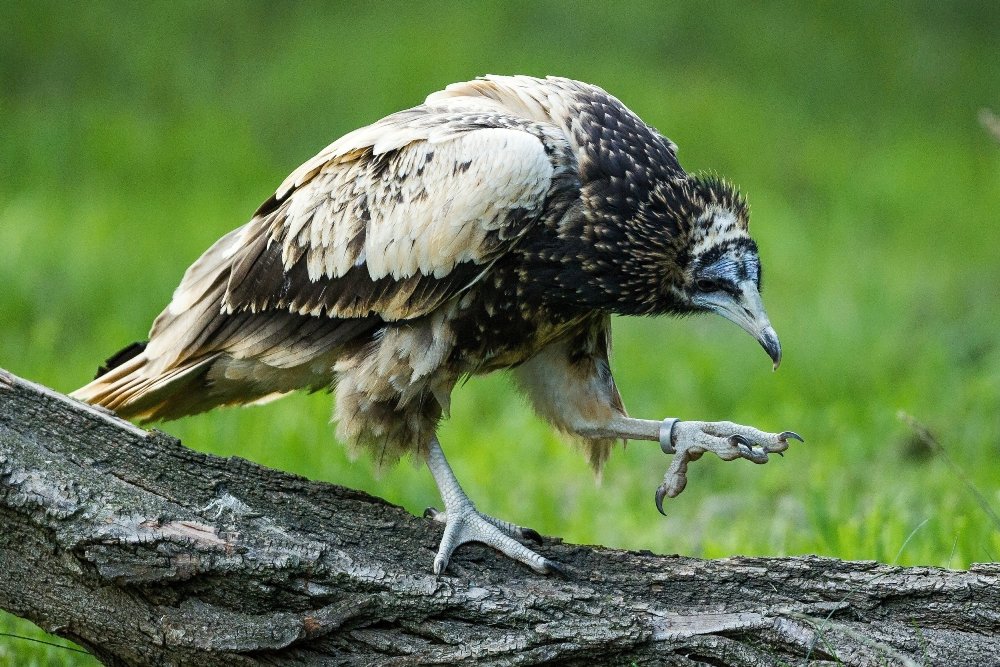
656,420 -> 803,513
425,437 -> 564,576
423,504 -> 561,576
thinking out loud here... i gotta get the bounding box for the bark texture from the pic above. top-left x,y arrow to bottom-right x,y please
0,367 -> 997,666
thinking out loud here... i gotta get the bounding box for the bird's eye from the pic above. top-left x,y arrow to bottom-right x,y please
696,278 -> 721,292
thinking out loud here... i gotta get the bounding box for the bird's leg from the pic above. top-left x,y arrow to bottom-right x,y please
575,415 -> 802,513
423,436 -> 563,576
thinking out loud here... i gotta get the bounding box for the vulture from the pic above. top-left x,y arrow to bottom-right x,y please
73,75 -> 801,575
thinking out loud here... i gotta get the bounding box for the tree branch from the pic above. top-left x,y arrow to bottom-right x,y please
1,368 -> 997,666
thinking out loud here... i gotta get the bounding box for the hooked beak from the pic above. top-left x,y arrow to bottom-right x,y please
696,281 -> 782,369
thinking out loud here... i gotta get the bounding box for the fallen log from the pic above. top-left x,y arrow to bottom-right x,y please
0,368 -> 996,666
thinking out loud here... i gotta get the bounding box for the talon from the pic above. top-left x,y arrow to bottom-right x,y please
729,434 -> 752,447
423,507 -> 440,520
541,559 -> 570,579
522,527 -> 544,545
779,431 -> 804,443
655,484 -> 669,516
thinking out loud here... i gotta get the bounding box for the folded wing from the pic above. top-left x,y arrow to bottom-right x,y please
74,100 -> 569,419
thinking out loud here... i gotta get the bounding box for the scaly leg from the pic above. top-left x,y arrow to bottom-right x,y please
575,415 -> 803,513
423,437 -> 563,576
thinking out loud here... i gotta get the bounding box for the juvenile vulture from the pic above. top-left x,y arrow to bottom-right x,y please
73,75 -> 801,575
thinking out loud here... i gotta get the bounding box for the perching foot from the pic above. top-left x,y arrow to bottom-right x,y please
423,504 -> 560,576
655,420 -> 803,513
425,437 -> 563,576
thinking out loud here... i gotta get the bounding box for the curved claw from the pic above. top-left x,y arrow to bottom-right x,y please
729,434 -> 752,447
727,434 -> 770,463
728,434 -> 757,460
423,507 -> 439,520
522,527 -> 544,545
541,558 -> 570,579
655,484 -> 669,516
780,431 -> 804,443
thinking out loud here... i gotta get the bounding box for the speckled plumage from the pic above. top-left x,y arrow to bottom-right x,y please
73,75 -> 766,473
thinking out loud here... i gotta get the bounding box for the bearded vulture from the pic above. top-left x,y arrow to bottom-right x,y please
72,75 -> 801,575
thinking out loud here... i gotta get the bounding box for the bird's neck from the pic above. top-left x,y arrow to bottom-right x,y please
519,210 -> 691,317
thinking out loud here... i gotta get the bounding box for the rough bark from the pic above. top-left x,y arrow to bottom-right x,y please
0,368 -> 997,667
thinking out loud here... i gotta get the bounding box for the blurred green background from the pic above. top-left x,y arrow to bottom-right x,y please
2,1 -> 999,663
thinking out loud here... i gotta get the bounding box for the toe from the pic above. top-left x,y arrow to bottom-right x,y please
479,512 -> 544,544
743,447 -> 771,464
767,438 -> 790,454
766,430 -> 804,453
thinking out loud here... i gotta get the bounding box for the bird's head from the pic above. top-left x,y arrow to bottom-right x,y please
670,175 -> 781,369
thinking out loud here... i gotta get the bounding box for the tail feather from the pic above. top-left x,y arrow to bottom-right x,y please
94,341 -> 148,379
71,351 -> 220,422
71,214 -> 367,423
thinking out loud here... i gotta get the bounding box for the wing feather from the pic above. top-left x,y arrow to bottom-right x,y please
224,117 -> 562,323
74,77 -> 598,419
142,99 -> 569,380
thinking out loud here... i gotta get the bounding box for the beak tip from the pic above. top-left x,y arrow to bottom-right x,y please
761,326 -> 782,370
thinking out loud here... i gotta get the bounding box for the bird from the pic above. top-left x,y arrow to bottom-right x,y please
72,75 -> 801,576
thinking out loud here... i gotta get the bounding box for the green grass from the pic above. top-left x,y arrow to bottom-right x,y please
2,2 -> 999,663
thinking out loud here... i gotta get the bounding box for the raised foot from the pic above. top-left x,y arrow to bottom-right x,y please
656,420 -> 803,513
423,505 -> 564,576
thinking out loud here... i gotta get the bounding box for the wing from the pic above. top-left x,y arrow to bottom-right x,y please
142,101 -> 569,374
224,118 -> 560,322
